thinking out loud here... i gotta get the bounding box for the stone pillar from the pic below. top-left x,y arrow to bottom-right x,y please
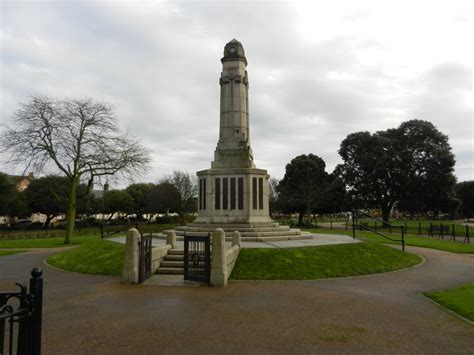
232,230 -> 241,247
211,228 -> 227,287
122,228 -> 140,284
164,230 -> 176,249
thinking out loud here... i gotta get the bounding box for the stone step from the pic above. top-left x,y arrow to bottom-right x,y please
241,230 -> 301,237
161,261 -> 184,268
168,249 -> 184,255
174,229 -> 301,237
164,255 -> 184,261
240,235 -> 313,242
174,226 -> 291,233
157,267 -> 183,275
185,222 -> 280,229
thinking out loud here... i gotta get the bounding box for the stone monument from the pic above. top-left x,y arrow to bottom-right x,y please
175,39 -> 307,241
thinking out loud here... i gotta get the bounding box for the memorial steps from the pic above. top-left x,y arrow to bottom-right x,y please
159,223 -> 312,242
156,249 -> 184,275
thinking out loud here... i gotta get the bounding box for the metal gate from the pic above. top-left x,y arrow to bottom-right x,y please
1,268 -> 43,355
184,233 -> 211,285
139,233 -> 152,283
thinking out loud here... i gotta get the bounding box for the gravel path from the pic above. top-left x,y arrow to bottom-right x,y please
0,246 -> 473,354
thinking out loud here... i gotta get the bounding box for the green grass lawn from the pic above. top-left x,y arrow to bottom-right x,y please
0,250 -> 24,257
47,238 -> 124,276
424,284 -> 474,321
230,242 -> 422,280
0,235 -> 98,249
307,228 -> 474,254
0,224 -> 178,249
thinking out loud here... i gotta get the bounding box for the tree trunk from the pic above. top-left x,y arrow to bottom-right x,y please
298,212 -> 303,226
65,179 -> 79,244
381,206 -> 390,224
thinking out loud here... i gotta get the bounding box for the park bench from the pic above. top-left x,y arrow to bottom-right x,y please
428,224 -> 450,238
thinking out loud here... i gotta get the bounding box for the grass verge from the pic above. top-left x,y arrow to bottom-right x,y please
230,242 -> 422,280
424,284 -> 474,321
0,250 -> 24,257
307,228 -> 474,254
47,238 -> 124,276
0,235 -> 99,249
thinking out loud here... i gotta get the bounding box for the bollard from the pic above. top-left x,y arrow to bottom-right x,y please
164,230 -> 176,249
232,230 -> 241,247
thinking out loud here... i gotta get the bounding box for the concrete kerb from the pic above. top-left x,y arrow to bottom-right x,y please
421,293 -> 474,325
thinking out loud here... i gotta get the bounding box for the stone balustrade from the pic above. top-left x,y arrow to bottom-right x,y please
211,228 -> 241,287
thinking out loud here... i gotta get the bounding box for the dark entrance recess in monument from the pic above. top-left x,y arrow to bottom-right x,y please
230,177 -> 236,209
139,232 -> 152,283
199,178 -> 207,210
184,233 -> 211,285
215,178 -> 221,210
223,177 -> 228,209
252,177 -> 258,209
238,177 -> 244,209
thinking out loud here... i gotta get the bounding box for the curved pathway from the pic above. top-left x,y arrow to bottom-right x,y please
0,246 -> 473,354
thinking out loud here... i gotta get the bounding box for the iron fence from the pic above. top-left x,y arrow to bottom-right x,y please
1,268 -> 43,355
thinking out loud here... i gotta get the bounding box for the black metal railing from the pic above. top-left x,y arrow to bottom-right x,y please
100,223 -> 138,239
352,210 -> 405,251
138,232 -> 153,284
1,268 -> 43,355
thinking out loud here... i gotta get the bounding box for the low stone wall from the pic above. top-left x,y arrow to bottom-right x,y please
211,229 -> 241,287
122,229 -> 176,284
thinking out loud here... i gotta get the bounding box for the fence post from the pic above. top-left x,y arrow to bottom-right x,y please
29,267 -> 43,355
100,224 -> 104,239
451,224 -> 455,242
418,222 -> 421,236
429,223 -> 433,238
401,226 -> 405,252
345,221 -> 347,231
351,211 -> 356,239
440,223 -> 444,240
466,225 -> 470,244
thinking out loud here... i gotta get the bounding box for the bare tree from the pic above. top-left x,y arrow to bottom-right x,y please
163,170 -> 197,224
0,96 -> 151,243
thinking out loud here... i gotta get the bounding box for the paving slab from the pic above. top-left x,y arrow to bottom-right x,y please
110,233 -> 359,249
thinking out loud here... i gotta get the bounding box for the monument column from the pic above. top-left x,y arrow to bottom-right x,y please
169,39 -> 304,241
212,39 -> 255,169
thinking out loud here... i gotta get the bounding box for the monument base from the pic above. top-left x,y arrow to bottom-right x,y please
172,222 -> 309,242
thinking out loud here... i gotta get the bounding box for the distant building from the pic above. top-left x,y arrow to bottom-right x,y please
8,172 -> 34,192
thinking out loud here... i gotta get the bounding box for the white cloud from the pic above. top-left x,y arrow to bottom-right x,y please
1,0 -> 472,185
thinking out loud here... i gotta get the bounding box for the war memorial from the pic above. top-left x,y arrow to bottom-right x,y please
174,39 -> 310,241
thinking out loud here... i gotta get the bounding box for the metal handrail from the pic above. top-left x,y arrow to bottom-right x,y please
351,210 -> 405,251
100,223 -> 138,239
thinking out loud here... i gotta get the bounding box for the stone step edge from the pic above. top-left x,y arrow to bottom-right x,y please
174,226 -> 292,233
187,223 -> 281,228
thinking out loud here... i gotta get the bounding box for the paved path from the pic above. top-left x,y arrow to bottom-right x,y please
0,246 -> 473,354
110,232 -> 359,249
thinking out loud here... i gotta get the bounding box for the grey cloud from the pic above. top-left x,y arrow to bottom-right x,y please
1,1 -> 472,184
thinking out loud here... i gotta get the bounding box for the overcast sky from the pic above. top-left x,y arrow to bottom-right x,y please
1,0 -> 472,187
